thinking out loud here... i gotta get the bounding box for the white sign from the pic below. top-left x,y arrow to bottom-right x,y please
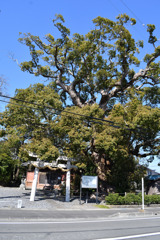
81,176 -> 98,189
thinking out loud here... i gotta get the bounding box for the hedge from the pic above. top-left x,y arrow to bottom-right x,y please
105,193 -> 160,205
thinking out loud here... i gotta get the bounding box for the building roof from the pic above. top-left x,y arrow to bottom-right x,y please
147,175 -> 160,181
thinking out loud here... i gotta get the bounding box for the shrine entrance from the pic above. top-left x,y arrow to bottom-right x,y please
23,155 -> 77,202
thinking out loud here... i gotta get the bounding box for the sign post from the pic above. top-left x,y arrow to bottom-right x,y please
80,176 -> 98,204
80,177 -> 82,205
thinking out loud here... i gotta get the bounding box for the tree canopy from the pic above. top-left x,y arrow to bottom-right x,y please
19,14 -> 160,111
0,14 -> 160,191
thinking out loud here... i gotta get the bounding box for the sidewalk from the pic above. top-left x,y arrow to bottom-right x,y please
0,187 -> 100,210
0,187 -> 160,219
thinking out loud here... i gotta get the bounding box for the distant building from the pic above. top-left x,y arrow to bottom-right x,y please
146,167 -> 160,195
146,168 -> 159,177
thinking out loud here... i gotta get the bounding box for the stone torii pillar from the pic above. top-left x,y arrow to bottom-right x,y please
27,152 -> 40,202
30,166 -> 39,201
65,160 -> 71,202
56,156 -> 77,202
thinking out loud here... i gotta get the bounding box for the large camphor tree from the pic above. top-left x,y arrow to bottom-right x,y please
2,14 -> 160,191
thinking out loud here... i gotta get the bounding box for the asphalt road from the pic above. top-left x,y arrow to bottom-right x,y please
0,216 -> 160,240
0,207 -> 160,220
0,208 -> 142,220
1,209 -> 160,240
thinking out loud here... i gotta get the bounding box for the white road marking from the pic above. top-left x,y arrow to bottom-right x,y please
95,231 -> 160,239
0,216 -> 160,224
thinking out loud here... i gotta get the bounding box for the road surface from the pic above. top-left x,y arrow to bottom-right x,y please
0,212 -> 160,240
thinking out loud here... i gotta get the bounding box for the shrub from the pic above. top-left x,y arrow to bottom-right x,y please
117,195 -> 125,205
144,195 -> 151,205
125,193 -> 136,205
150,194 -> 160,204
105,193 -> 160,205
105,193 -> 119,205
134,194 -> 142,205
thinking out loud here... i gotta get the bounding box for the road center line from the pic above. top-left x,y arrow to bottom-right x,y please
95,231 -> 160,240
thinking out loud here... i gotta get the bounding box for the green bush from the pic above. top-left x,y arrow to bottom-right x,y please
105,193 -> 119,205
134,194 -> 142,205
144,195 -> 151,205
150,194 -> 160,204
117,195 -> 125,205
125,193 -> 135,205
105,193 -> 160,205
144,194 -> 160,205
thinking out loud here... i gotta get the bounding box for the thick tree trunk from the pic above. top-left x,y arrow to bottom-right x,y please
91,152 -> 111,193
12,166 -> 20,185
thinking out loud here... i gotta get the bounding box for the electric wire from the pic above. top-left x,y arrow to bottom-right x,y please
0,95 -> 142,131
107,0 -> 147,41
0,94 -> 131,128
108,0 -> 145,26
0,98 -> 127,129
107,0 -> 121,13
107,0 -> 160,70
0,99 -> 107,127
0,99 -> 45,112
0,99 -> 89,127
119,0 -> 145,26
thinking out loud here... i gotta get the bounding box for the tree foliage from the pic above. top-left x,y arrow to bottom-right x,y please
0,83 -> 62,162
1,14 -> 160,191
55,100 -> 159,192
0,140 -> 22,186
19,14 -> 160,111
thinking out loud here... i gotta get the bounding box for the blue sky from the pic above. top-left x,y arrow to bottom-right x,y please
0,0 -> 160,171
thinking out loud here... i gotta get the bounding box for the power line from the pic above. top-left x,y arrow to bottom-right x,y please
0,94 -> 141,131
108,0 -> 145,26
0,98 -> 129,130
0,94 -> 127,126
0,99 -> 99,134
0,99 -> 111,127
0,99 -> 45,112
119,0 -> 145,27
107,0 -> 147,41
107,0 -> 121,13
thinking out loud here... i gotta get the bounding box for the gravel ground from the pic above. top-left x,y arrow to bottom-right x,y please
0,187 -> 98,210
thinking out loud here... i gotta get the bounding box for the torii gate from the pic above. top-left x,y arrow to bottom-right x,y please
26,153 -> 77,202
